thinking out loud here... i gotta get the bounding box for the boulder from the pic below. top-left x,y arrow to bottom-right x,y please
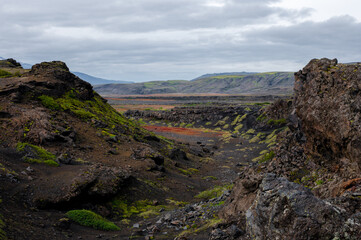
246,174 -> 357,240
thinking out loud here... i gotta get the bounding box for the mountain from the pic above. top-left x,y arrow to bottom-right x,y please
94,72 -> 294,96
192,71 -> 257,81
19,61 -> 33,69
72,71 -> 133,85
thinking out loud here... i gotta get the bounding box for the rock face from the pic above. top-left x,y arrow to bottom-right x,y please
294,58 -> 361,171
220,59 -> 361,239
246,174 -> 360,240
34,164 -> 131,209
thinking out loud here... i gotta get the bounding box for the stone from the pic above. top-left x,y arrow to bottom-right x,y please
246,174 -> 351,240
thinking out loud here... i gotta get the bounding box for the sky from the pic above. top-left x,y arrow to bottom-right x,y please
1,0 -> 361,82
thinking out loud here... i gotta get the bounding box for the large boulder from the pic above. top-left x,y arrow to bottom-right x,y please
294,58 -> 361,172
33,164 -> 131,209
246,174 -> 360,240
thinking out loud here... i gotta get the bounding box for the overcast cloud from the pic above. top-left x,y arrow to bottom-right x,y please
1,0 -> 361,81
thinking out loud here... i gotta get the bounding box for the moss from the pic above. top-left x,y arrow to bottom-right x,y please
178,168 -> 199,176
249,132 -> 266,143
205,122 -> 212,126
66,210 -> 120,231
231,113 -> 247,126
252,150 -> 275,163
202,176 -> 218,180
267,118 -> 287,125
38,95 -> 60,110
315,180 -> 324,185
260,129 -> 278,145
233,124 -> 243,134
177,217 -> 223,237
256,113 -> 267,122
214,120 -> 226,126
222,124 -> 229,129
245,129 -> 255,134
254,102 -> 270,106
101,130 -> 116,139
0,69 -> 13,78
195,184 -> 233,200
166,198 -> 188,207
16,142 -> 59,167
111,198 -> 173,219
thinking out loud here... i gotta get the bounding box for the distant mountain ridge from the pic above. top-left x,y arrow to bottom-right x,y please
192,72 -> 257,81
72,72 -> 133,85
94,72 -> 295,96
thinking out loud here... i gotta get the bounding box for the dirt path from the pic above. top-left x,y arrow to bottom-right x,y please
143,125 -> 266,183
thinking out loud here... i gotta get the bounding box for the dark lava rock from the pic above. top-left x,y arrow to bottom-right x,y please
34,164 -> 130,209
170,148 -> 189,161
0,58 -> 22,68
294,58 -> 361,170
220,59 -> 361,240
246,173 -> 358,240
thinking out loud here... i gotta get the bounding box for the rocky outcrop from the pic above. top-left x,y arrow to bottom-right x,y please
294,58 -> 361,173
0,58 -> 22,68
0,61 -> 94,101
220,59 -> 361,239
25,61 -> 94,100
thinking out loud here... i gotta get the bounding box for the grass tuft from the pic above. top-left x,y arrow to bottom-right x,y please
195,184 -> 233,200
66,210 -> 120,231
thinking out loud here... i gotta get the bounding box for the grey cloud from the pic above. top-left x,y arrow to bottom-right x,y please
1,0 -> 309,31
0,0 -> 359,81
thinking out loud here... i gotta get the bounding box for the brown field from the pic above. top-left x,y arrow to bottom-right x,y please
105,97 -> 176,102
104,93 -> 233,98
113,104 -> 175,112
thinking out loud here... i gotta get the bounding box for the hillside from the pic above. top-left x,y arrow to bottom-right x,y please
94,72 -> 294,96
191,72 -> 257,81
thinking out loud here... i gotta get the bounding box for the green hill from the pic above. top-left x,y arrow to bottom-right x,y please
94,72 -> 294,95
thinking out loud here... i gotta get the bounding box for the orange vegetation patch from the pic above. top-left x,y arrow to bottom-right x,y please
113,105 -> 175,112
143,125 -> 224,137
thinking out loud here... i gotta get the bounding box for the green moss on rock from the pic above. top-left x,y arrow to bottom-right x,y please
195,184 -> 233,200
16,142 -> 59,167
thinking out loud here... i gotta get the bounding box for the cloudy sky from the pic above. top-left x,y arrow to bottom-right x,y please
1,0 -> 361,82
